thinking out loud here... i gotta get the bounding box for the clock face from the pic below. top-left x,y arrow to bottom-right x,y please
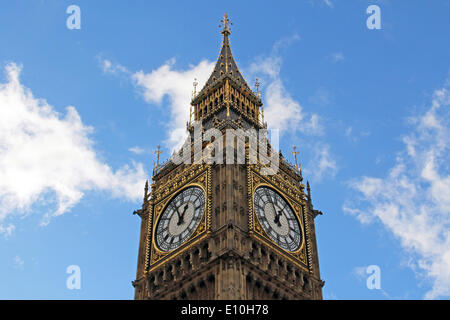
155,186 -> 205,252
254,186 -> 302,252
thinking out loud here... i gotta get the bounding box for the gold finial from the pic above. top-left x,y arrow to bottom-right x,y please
155,145 -> 163,169
220,13 -> 232,35
192,78 -> 198,97
190,78 -> 198,124
292,145 -> 300,171
255,78 -> 261,97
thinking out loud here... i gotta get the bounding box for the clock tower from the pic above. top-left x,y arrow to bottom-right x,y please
132,14 -> 324,300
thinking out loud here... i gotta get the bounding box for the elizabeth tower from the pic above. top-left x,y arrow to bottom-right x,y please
132,14 -> 324,300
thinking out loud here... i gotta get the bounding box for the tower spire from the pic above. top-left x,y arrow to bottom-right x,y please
197,13 -> 250,93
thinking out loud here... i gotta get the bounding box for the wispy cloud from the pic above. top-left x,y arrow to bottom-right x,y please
249,35 -> 324,136
99,57 -> 214,151
345,126 -> 371,142
330,52 -> 344,63
99,57 -> 130,76
13,255 -> 24,270
305,143 -> 338,181
309,87 -> 332,107
323,0 -> 334,8
0,63 -> 147,233
132,58 -> 215,150
128,146 -> 145,155
344,79 -> 450,299
309,0 -> 334,8
0,224 -> 15,238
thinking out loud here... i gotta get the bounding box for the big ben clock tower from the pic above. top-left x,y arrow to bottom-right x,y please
132,14 -> 324,300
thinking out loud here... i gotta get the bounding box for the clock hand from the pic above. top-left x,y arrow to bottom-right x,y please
263,189 -> 278,221
274,210 -> 283,227
177,204 -> 189,225
180,204 -> 189,219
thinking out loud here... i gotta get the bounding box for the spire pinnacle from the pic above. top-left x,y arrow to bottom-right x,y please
220,13 -> 232,36
144,179 -> 149,203
307,181 -> 311,202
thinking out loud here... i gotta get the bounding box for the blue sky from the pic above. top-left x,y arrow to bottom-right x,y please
0,1 -> 449,299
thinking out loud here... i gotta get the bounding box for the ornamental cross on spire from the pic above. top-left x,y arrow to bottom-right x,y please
220,13 -> 232,35
155,145 -> 163,168
192,78 -> 198,97
255,78 -> 261,98
292,145 -> 300,171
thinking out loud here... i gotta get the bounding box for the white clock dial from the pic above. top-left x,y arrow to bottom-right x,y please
155,186 -> 205,252
254,187 -> 302,252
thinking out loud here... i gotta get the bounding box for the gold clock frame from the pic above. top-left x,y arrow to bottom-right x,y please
247,167 -> 310,272
146,166 -> 212,273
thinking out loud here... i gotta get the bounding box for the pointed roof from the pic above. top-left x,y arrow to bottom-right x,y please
197,14 -> 252,95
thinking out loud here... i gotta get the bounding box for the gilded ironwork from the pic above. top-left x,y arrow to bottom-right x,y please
247,168 -> 310,273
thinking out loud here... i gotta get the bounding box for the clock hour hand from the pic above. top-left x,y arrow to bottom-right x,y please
177,204 -> 189,225
274,209 -> 283,227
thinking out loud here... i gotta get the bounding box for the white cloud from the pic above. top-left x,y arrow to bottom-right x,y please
344,81 -> 450,299
0,63 -> 147,233
305,143 -> 338,181
309,87 -> 332,107
309,0 -> 334,8
247,36 -> 336,182
99,58 -> 129,76
345,126 -> 371,142
0,223 -> 15,238
330,52 -> 344,62
13,255 -> 24,270
352,266 -> 367,281
131,58 -> 215,150
324,0 -> 334,8
249,38 -> 323,136
129,146 -> 145,155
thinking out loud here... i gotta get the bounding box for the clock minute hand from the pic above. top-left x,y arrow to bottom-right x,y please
264,190 -> 278,218
180,204 -> 189,219
267,192 -> 281,226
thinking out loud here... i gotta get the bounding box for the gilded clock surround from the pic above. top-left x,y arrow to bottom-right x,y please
146,166 -> 212,273
247,167 -> 310,273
